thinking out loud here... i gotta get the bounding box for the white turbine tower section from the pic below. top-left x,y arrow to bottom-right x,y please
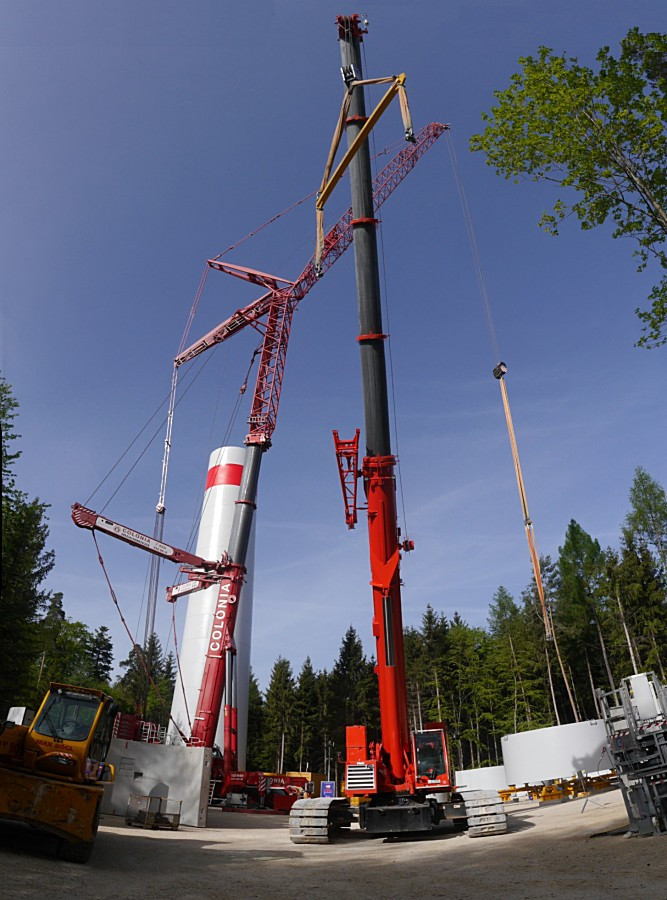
168,446 -> 255,768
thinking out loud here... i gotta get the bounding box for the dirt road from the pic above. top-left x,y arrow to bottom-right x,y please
1,789 -> 665,899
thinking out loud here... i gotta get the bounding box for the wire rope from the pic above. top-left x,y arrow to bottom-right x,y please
91,532 -> 188,742
93,349 -> 220,513
445,131 -> 501,365
445,132 -> 555,642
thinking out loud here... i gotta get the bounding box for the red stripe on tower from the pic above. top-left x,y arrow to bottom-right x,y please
205,463 -> 244,491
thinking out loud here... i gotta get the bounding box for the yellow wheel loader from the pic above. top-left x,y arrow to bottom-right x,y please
0,683 -> 116,863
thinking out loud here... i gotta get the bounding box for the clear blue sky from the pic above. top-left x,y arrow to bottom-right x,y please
3,1 -> 666,692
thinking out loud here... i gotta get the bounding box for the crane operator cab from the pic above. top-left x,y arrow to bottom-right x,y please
413,726 -> 452,788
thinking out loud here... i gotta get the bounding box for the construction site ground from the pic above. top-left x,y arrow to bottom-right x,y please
1,788 -> 665,899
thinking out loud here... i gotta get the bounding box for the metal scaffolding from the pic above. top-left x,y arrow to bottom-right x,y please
597,672 -> 667,836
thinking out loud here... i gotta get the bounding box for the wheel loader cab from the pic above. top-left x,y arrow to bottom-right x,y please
33,691 -> 98,742
24,684 -> 116,782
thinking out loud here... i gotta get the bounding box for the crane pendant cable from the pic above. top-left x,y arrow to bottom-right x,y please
446,132 -> 552,641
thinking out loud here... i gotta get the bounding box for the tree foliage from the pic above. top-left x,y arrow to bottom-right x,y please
624,465 -> 667,569
2,370 -> 665,772
1,377 -> 55,714
245,668 -> 265,770
470,28 -> 667,347
261,656 -> 296,773
242,471 -> 666,776
114,633 -> 174,726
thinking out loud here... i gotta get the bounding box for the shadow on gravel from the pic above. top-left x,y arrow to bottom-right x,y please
505,815 -> 536,833
0,821 -> 62,861
0,820 -> 302,871
382,824 -> 463,844
206,808 -> 292,830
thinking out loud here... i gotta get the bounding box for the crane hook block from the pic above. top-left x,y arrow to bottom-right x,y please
493,361 -> 508,380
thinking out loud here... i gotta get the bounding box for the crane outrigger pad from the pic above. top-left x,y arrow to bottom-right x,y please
461,790 -> 507,836
288,797 -> 353,844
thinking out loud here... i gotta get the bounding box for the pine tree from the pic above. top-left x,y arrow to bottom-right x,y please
293,658 -> 321,772
555,521 -> 612,717
442,619 -> 489,771
624,467 -> 667,572
261,657 -> 295,773
89,625 -> 114,684
614,536 -> 667,679
329,626 -> 378,755
316,669 -> 335,777
1,377 -> 55,714
488,586 -> 536,734
245,668 -> 265,771
146,650 -> 176,727
404,606 -> 450,729
115,632 -> 166,720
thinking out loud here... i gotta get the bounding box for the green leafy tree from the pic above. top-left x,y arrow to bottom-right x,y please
29,593 -> 97,703
519,556 -> 579,726
404,605 -> 450,728
1,377 -> 55,714
470,29 -> 667,347
33,593 -> 67,690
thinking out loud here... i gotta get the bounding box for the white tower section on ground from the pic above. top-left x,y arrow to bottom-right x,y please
168,446 -> 255,768
502,719 -> 609,784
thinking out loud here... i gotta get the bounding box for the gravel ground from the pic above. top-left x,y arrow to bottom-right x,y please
1,788 -> 665,899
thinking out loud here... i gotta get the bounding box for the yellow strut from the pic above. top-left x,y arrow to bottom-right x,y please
315,73 -> 414,270
494,363 -> 553,641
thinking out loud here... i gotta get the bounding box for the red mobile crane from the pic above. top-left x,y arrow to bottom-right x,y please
289,15 -> 468,842
72,113 -> 446,806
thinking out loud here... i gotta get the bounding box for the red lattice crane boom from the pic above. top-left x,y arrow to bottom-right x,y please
175,121 -> 448,447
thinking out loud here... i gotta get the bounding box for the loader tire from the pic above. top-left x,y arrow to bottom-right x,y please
57,798 -> 101,863
57,837 -> 96,863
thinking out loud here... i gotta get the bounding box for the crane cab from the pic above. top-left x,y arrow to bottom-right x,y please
413,724 -> 453,790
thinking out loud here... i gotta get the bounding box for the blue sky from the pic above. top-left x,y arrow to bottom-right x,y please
3,1 -> 666,693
